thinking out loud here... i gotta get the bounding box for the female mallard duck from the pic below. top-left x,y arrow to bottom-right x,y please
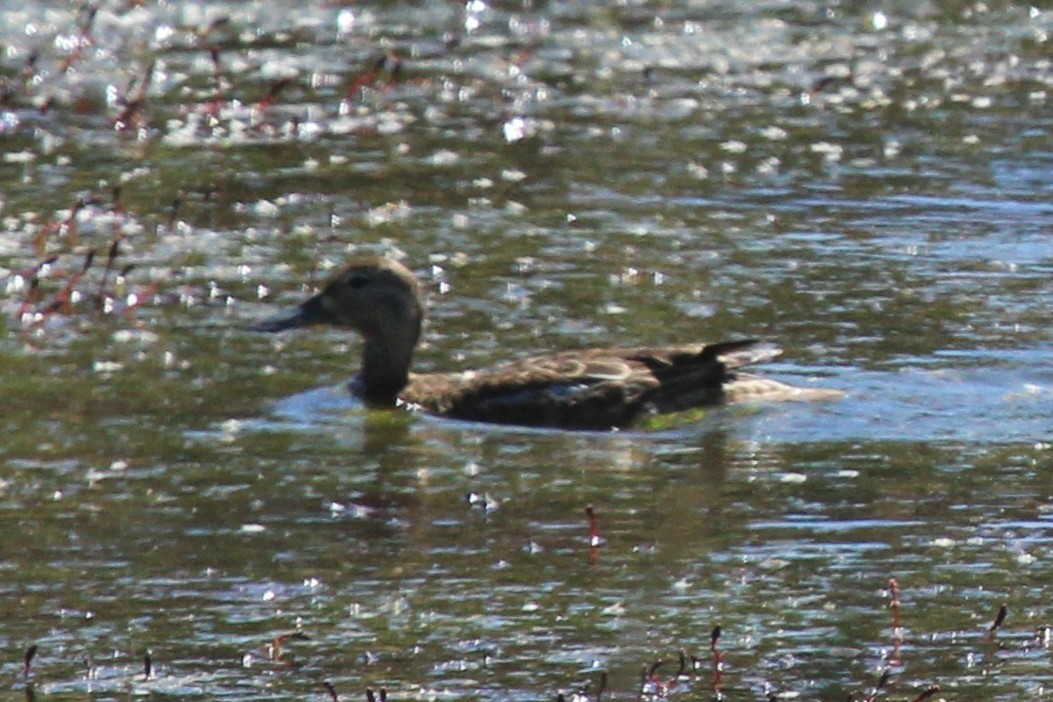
253,257 -> 841,430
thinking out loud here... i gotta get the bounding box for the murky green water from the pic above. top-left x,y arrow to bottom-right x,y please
3,1 -> 1053,700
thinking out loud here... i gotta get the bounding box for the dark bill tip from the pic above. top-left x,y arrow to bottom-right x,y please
251,294 -> 326,333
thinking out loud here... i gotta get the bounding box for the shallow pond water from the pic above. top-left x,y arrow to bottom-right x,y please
2,1 -> 1053,700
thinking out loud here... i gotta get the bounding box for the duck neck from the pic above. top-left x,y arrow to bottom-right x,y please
358,332 -> 416,406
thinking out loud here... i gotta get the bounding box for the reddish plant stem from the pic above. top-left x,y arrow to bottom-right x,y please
888,578 -> 901,630
58,5 -> 98,73
23,644 -> 38,678
710,626 -> 724,693
205,46 -> 224,117
38,250 -> 95,319
114,60 -> 156,131
990,603 -> 1008,633
911,685 -> 941,702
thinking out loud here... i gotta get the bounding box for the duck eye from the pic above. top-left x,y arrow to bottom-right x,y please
346,273 -> 369,289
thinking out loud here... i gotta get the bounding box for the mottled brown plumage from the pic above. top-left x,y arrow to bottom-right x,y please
253,258 -> 841,430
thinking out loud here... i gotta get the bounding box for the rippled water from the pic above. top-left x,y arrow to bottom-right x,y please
3,1 -> 1053,700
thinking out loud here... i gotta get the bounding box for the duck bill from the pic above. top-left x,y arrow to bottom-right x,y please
252,293 -> 330,332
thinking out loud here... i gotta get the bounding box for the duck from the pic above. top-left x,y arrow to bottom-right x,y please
252,257 -> 841,430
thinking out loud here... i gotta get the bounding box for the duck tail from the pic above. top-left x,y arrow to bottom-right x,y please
699,340 -> 782,369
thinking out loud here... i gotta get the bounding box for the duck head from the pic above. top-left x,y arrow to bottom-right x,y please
253,257 -> 425,404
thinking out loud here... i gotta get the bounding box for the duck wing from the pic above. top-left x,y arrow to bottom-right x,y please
401,339 -> 772,430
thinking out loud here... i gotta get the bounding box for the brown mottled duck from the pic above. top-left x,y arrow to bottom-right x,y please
253,258 -> 841,430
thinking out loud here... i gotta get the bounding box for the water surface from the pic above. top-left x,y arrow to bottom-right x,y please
2,1 -> 1053,700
